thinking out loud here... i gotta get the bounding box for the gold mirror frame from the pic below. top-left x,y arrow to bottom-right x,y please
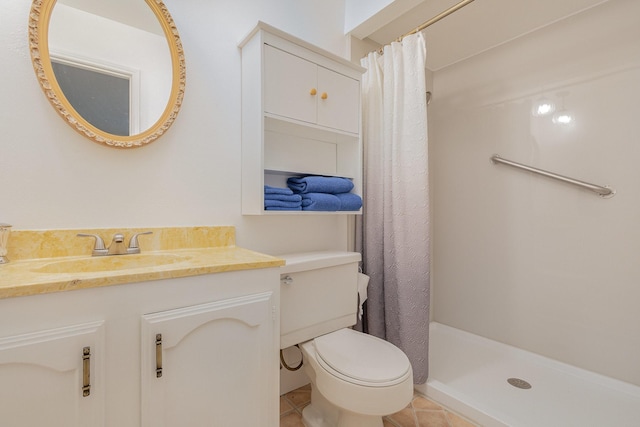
28,0 -> 186,148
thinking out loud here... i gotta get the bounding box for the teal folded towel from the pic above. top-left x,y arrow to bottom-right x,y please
336,193 -> 362,211
301,193 -> 341,211
287,176 -> 354,194
264,185 -> 294,195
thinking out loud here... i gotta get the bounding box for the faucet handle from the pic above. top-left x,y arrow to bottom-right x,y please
127,231 -> 153,254
77,233 -> 108,256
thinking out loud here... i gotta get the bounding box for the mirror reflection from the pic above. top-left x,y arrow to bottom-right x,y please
48,0 -> 173,136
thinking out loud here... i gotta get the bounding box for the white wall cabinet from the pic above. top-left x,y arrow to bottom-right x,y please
0,268 -> 280,427
264,45 -> 360,134
240,22 -> 365,215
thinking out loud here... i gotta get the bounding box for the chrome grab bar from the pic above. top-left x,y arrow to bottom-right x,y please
491,155 -> 615,198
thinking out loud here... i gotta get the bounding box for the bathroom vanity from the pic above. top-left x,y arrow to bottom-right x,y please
0,227 -> 283,427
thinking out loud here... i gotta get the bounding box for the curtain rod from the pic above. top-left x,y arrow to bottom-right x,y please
401,0 -> 475,40
376,0 -> 475,54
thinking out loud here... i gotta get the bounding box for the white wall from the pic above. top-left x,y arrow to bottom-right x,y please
0,0 -> 352,255
430,0 -> 640,385
344,0 -> 393,32
344,0 -> 424,39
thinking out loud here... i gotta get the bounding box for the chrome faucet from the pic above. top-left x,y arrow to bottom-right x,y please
78,231 -> 153,256
107,233 -> 127,255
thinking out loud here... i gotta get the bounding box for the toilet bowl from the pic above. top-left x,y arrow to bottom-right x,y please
300,328 -> 413,427
279,252 -> 414,427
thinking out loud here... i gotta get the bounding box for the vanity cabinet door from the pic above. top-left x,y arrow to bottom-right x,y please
141,291 -> 277,427
0,321 -> 105,427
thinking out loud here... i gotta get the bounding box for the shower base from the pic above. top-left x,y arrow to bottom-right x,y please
415,322 -> 640,427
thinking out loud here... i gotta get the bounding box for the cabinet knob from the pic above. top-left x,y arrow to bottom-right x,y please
321,92 -> 328,100
309,88 -> 317,96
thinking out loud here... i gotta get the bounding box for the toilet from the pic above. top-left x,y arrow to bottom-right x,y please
280,251 -> 413,427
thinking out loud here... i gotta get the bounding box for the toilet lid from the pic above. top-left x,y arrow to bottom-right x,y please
313,329 -> 411,386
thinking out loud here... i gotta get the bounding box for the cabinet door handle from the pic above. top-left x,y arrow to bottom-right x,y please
82,347 -> 91,397
155,334 -> 163,378
321,92 -> 328,100
309,88 -> 317,96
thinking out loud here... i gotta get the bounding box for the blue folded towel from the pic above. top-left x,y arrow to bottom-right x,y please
336,193 -> 362,211
264,185 -> 294,195
301,193 -> 341,211
264,193 -> 302,203
264,199 -> 302,209
265,206 -> 302,211
287,176 -> 354,194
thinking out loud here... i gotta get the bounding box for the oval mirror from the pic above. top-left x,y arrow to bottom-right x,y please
28,0 -> 186,148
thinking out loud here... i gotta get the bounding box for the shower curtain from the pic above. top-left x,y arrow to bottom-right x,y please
357,32 -> 431,384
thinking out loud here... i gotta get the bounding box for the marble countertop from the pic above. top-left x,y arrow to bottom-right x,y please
0,226 -> 284,299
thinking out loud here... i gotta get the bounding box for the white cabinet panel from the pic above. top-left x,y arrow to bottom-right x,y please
264,45 -> 317,125
0,321 -> 105,427
141,292 -> 276,427
265,125 -> 338,175
317,66 -> 360,134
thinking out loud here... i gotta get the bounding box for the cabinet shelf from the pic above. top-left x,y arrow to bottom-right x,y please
264,117 -> 359,179
260,210 -> 362,215
263,112 -> 358,138
240,22 -> 364,215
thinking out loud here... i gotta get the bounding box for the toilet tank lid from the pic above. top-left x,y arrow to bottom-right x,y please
279,251 -> 361,274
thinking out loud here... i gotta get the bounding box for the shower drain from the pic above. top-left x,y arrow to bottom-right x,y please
507,378 -> 532,389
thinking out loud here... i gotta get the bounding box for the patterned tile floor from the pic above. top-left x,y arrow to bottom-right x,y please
280,384 -> 479,427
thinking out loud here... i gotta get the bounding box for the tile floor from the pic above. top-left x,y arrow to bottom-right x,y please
280,384 -> 479,427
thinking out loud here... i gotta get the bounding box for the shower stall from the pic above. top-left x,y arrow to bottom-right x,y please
414,0 -> 640,424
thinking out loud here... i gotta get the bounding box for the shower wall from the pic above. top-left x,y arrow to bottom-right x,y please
429,0 -> 640,386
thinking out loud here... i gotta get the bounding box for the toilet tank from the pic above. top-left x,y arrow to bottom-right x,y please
279,251 -> 361,349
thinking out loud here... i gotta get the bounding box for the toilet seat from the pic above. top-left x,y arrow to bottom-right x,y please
312,329 -> 411,387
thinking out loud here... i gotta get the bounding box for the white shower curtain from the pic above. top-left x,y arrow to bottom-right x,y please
357,32 -> 431,384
